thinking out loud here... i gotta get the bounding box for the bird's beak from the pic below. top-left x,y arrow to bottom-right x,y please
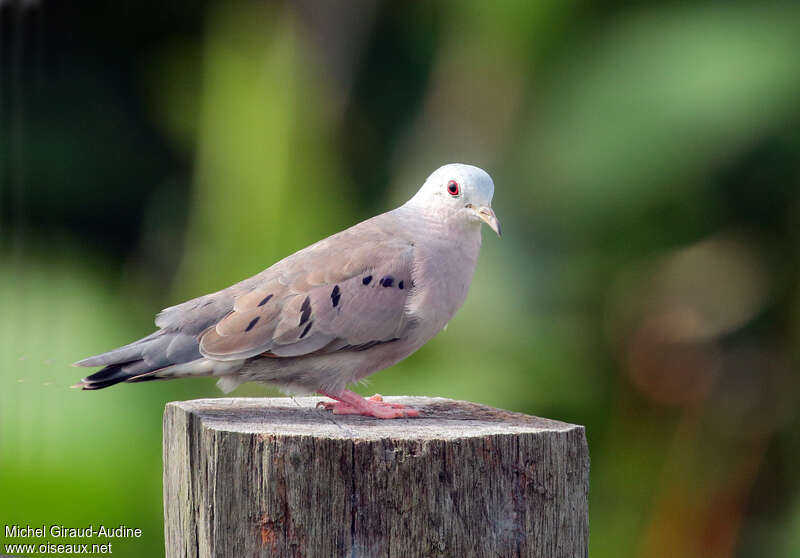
474,206 -> 502,237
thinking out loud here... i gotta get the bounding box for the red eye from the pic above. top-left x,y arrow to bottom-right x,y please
447,180 -> 459,196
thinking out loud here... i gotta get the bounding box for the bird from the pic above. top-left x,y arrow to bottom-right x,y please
73,163 -> 501,419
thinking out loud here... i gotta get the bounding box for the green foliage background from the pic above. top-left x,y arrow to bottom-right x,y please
2,2 -> 800,556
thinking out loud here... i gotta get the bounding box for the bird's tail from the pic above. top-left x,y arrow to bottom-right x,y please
72,360 -> 162,390
72,330 -> 203,390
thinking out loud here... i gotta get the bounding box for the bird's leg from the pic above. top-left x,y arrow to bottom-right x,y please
317,391 -> 419,419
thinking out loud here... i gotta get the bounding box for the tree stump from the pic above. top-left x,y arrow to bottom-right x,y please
163,397 -> 589,558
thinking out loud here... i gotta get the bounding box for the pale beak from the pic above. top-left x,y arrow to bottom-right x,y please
474,206 -> 502,237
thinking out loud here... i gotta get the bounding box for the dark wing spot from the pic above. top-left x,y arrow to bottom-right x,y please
257,294 -> 273,307
299,296 -> 312,326
380,275 -> 394,288
300,321 -> 313,339
362,275 -> 372,285
331,285 -> 341,308
245,317 -> 260,332
398,280 -> 404,290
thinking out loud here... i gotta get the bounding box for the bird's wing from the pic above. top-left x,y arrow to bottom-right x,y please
192,214 -> 416,361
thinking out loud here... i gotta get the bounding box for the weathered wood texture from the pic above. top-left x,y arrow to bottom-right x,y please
163,397 -> 589,558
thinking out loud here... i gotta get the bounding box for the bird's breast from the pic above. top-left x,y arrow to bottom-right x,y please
405,223 -> 482,340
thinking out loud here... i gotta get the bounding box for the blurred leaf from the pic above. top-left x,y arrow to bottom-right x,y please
520,4 -> 800,224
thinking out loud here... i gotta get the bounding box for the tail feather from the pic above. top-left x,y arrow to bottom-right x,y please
73,331 -> 161,368
73,358 -> 165,390
73,330 -> 201,390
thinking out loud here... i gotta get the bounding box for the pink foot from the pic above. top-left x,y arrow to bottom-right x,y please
317,391 -> 419,419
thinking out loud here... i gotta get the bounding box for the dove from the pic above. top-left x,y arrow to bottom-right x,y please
74,163 -> 501,418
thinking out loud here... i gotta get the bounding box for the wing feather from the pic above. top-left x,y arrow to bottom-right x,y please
198,214 -> 415,361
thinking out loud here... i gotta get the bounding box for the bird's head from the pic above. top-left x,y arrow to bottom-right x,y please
407,163 -> 501,237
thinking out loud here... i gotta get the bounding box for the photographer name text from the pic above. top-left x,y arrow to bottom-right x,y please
5,523 -> 142,539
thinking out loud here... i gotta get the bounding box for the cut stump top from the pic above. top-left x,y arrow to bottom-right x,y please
166,396 -> 581,440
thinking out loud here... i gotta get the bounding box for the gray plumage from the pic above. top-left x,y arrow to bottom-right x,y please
74,163 -> 501,406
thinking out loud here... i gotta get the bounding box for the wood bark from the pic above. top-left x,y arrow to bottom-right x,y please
163,396 -> 589,557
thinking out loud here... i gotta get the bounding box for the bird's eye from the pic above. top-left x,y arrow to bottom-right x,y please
446,180 -> 460,196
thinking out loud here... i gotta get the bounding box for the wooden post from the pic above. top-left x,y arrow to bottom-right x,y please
163,397 -> 589,558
